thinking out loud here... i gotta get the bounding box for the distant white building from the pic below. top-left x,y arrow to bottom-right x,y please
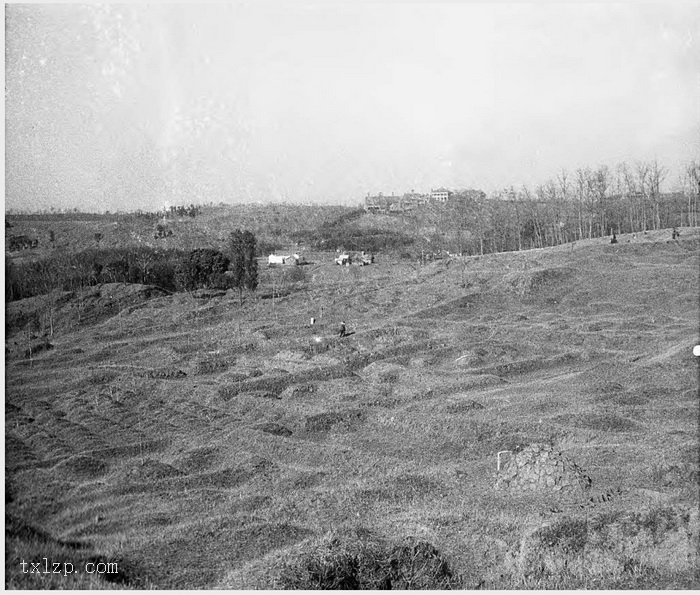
365,188 -> 465,213
430,188 -> 452,202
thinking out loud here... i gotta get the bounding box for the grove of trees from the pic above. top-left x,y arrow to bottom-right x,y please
406,160 -> 699,257
175,248 -> 230,291
6,230 -> 262,303
6,247 -> 185,301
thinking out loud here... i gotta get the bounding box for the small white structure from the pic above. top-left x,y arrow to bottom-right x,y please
270,252 -> 306,265
335,253 -> 351,266
358,251 -> 374,266
269,253 -> 304,266
268,254 -> 290,265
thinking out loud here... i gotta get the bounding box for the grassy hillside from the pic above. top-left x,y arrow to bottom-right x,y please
5,204 -> 357,257
5,227 -> 699,588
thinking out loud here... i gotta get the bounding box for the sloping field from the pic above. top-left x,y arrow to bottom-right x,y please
5,229 -> 699,588
5,203 -> 354,257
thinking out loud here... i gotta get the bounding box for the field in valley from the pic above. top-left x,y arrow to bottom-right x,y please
5,223 -> 700,589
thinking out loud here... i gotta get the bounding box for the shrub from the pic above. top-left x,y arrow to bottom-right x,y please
227,229 -> 258,303
146,259 -> 178,289
278,531 -> 461,589
175,248 -> 231,291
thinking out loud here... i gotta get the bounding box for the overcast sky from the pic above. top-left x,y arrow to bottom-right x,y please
5,2 -> 699,212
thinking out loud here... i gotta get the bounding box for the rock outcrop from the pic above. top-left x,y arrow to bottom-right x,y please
495,443 -> 592,493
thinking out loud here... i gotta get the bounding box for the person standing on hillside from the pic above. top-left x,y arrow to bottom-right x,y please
338,321 -> 347,338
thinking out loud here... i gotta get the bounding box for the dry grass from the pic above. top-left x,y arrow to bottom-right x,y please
5,513 -> 151,589
5,228 -> 700,588
506,504 -> 699,588
274,529 -> 462,589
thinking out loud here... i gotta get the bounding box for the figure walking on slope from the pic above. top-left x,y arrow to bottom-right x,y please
338,321 -> 347,338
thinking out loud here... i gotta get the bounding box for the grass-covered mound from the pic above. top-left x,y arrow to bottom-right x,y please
228,528 -> 462,589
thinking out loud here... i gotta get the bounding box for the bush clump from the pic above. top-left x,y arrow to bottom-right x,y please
5,241 -> 253,301
278,531 -> 461,589
6,247 -> 186,301
175,248 -> 231,291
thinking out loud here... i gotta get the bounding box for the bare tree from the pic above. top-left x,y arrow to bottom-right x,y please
635,161 -> 651,231
536,180 -> 558,246
592,165 -> 611,236
556,169 -> 571,244
648,159 -> 668,230
522,185 -> 545,248
681,161 -> 699,227
575,168 -> 591,240
616,162 -> 638,232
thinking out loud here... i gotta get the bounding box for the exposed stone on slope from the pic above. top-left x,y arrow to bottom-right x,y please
495,443 -> 592,493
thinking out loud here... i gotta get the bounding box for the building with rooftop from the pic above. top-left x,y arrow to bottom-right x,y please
430,188 -> 452,202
